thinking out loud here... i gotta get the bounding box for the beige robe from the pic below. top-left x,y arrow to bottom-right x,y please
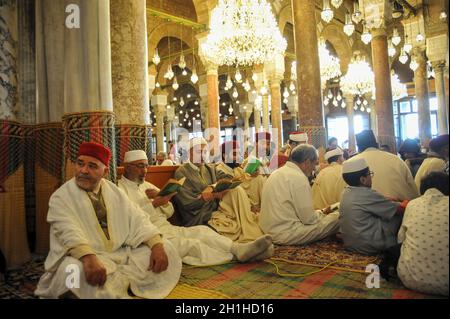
35,178 -> 182,299
312,163 -> 347,210
215,162 -> 266,208
118,176 -> 234,266
414,157 -> 446,193
353,148 -> 419,200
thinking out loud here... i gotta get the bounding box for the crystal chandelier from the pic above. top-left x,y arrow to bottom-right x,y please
235,69 -> 242,83
361,24 -> 372,45
321,0 -> 334,23
352,1 -> 363,24
388,39 -> 396,57
201,0 -> 287,66
152,48 -> 160,65
164,64 -> 174,80
319,38 -> 342,84
391,71 -> 407,101
340,53 -> 375,96
410,59 -> 419,72
191,69 -> 199,84
399,48 -> 408,64
172,77 -> 179,91
179,54 -> 186,70
343,13 -> 355,36
331,0 -> 343,8
392,27 -> 401,46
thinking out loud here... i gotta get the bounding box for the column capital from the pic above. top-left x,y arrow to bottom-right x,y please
362,0 -> 392,30
431,60 -> 447,72
427,34 -> 449,64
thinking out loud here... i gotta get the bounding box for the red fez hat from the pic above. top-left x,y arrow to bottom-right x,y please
255,132 -> 271,143
221,140 -> 238,155
78,142 -> 112,166
269,154 -> 289,170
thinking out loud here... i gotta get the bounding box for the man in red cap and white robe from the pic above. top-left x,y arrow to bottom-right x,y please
216,140 -> 266,212
35,142 -> 181,299
243,132 -> 274,175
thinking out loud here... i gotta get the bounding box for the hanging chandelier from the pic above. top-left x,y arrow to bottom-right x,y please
331,0 -> 343,9
319,38 -> 342,85
343,12 -> 355,36
391,72 -> 407,101
152,48 -> 161,65
321,0 -> 334,23
340,53 -> 374,96
201,0 -> 287,67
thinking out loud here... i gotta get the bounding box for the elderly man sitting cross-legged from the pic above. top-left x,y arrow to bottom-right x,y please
35,142 -> 182,299
118,150 -> 274,265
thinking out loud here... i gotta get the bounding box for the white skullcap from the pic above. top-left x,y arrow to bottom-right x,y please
342,157 -> 369,174
324,148 -> 344,161
290,132 -> 308,143
189,137 -> 208,149
124,150 -> 148,163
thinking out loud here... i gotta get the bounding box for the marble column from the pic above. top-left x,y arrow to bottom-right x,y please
205,63 -> 220,131
412,48 -> 432,147
151,94 -> 167,153
345,94 -> 356,152
270,79 -> 283,148
371,28 -> 396,152
292,0 -> 325,148
110,0 -> 151,165
262,95 -> 270,131
432,61 -> 449,134
287,96 -> 298,131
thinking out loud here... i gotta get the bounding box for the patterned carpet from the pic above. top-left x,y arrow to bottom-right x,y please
0,243 -> 443,299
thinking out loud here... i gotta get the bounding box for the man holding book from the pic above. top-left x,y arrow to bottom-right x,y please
119,150 -> 273,265
216,140 -> 266,212
173,137 -> 267,243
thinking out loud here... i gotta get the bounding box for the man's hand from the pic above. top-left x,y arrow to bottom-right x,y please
199,186 -> 215,201
148,243 -> 169,273
81,254 -> 107,287
145,188 -> 159,200
152,192 -> 177,208
250,171 -> 260,178
321,206 -> 332,215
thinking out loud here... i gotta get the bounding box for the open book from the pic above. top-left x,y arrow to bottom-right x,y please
158,177 -> 186,196
244,156 -> 262,174
213,177 -> 243,193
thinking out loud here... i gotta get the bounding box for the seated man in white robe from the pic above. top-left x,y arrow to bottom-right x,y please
35,142 -> 181,299
339,158 -> 408,255
414,134 -> 448,193
216,141 -> 266,212
118,150 -> 274,265
312,147 -> 347,210
173,137 -> 266,243
397,171 -> 449,296
260,144 -> 340,245
155,151 -> 174,166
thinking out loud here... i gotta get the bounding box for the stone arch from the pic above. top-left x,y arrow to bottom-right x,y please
279,3 -> 293,37
320,23 -> 353,73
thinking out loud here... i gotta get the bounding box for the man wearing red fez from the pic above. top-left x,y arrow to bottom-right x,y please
244,132 -> 273,175
35,142 -> 182,299
216,140 -> 267,213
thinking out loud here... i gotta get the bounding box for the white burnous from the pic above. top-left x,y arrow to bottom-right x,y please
201,0 -> 287,66
340,53 -> 374,96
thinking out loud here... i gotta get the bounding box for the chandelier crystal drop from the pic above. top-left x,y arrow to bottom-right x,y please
289,81 -> 296,92
343,13 -> 355,36
399,48 -> 408,64
340,53 -> 375,96
235,69 -> 242,83
392,28 -> 401,46
172,77 -> 179,91
180,97 -> 185,107
352,1 -> 363,24
361,25 -> 372,45
331,0 -> 343,9
179,54 -> 187,69
226,74 -> 233,90
252,73 -> 258,82
164,64 -> 174,80
319,38 -> 342,84
152,48 -> 161,65
283,87 -> 290,98
388,39 -> 396,57
243,79 -> 251,92
321,0 -> 334,23
201,0 -> 287,66
191,68 -> 199,84
232,87 -> 239,99
410,59 -> 419,72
